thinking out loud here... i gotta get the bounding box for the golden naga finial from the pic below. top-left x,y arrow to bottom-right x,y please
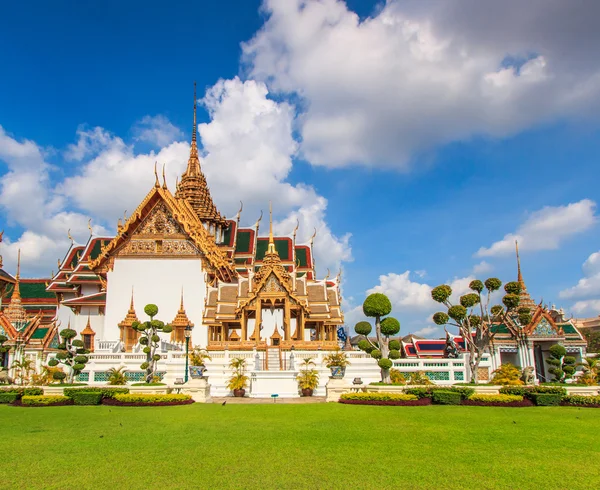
57,258 -> 61,269
254,210 -> 263,230
324,268 -> 331,281
235,201 -> 243,222
88,219 -> 93,235
67,228 -> 73,244
153,162 -> 159,186
162,163 -> 167,189
309,227 -> 317,246
336,267 -> 342,284
292,219 -> 299,239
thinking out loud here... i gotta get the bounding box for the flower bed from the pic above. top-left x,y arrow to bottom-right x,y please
103,394 -> 193,407
463,394 -> 533,407
561,395 -> 600,408
20,395 -> 73,407
339,392 -> 429,406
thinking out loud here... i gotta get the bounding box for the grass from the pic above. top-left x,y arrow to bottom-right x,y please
1,404 -> 599,489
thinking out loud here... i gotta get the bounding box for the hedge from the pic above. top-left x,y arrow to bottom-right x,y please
0,387 -> 44,397
469,394 -> 524,403
105,394 -> 193,406
70,391 -> 104,406
562,395 -> 600,407
21,395 -> 72,407
404,386 -> 475,400
63,387 -> 129,399
500,386 -> 567,398
0,393 -> 19,404
432,391 -> 462,405
340,393 -> 418,402
530,393 -> 563,406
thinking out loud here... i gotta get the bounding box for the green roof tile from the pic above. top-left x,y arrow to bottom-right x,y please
235,231 -> 252,253
30,327 -> 49,340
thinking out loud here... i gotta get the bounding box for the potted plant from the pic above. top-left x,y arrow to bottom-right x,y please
323,349 -> 350,379
297,357 -> 319,396
227,357 -> 249,397
189,346 -> 212,378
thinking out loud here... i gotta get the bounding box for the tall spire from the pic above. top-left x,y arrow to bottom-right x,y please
267,201 -> 277,255
516,240 -> 523,284
5,249 -> 27,328
175,82 -> 227,228
515,240 -> 535,311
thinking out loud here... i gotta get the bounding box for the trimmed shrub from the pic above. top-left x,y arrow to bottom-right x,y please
21,395 -> 72,406
562,395 -> 600,407
468,394 -> 523,404
0,392 -> 19,404
500,386 -> 567,398
531,393 -> 563,406
63,387 -> 129,399
112,394 -> 191,405
23,388 -> 44,396
130,382 -> 166,386
432,390 -> 462,405
341,392 -> 418,402
0,387 -> 44,397
404,386 -> 474,400
70,391 -> 104,406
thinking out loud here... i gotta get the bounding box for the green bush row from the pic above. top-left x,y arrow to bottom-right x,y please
563,395 -> 600,406
0,392 -> 19,404
340,392 -> 418,402
21,395 -> 70,406
530,393 -> 563,406
70,392 -> 105,405
500,386 -> 567,397
63,387 -> 129,399
432,391 -> 462,405
468,394 -> 523,403
404,386 -> 475,399
114,394 -> 191,404
0,387 -> 44,397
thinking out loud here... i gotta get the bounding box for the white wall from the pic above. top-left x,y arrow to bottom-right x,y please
104,258 -> 207,346
260,307 -> 283,342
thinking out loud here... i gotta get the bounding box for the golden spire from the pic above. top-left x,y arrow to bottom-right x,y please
175,82 -> 227,227
118,289 -> 139,328
516,240 -> 523,284
267,201 -> 277,255
169,287 -> 194,342
5,249 -> 27,328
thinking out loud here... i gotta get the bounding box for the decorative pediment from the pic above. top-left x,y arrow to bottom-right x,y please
134,202 -> 186,237
263,273 -> 284,293
529,315 -> 562,338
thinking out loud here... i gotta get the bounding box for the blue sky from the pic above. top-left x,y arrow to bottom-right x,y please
1,0 -> 600,336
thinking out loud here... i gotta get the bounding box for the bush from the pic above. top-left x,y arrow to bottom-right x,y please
500,386 -> 567,398
432,390 -> 462,405
70,391 -> 104,405
0,387 -> 44,398
468,394 -> 523,404
404,386 -> 474,400
63,387 -> 129,399
341,392 -> 418,402
113,394 -> 191,404
21,395 -> 71,406
490,363 -> 524,385
390,369 -> 406,385
562,395 -> 600,407
530,393 -> 563,406
0,392 -> 19,404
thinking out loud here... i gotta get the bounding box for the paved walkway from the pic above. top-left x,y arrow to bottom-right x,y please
212,396 -> 326,404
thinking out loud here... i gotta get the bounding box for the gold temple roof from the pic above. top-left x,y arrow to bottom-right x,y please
118,292 -> 139,328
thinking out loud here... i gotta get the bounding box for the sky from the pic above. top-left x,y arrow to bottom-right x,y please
1,0 -> 600,337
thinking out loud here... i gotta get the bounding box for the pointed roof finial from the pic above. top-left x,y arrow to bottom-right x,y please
193,80 -> 197,144
88,219 -> 93,236
16,248 -> 21,280
67,228 -> 74,244
516,240 -> 523,284
162,163 -> 167,189
130,287 -> 135,310
154,162 -> 160,187
180,286 -> 185,310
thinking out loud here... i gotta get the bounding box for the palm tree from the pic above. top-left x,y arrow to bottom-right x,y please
11,358 -> 35,385
577,357 -> 599,385
107,366 -> 128,385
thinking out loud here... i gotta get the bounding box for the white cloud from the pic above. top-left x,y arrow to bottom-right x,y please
243,0 -> 600,169
477,199 -> 597,257
559,250 -> 600,316
473,260 -> 492,275
133,115 -> 184,147
413,326 -> 440,338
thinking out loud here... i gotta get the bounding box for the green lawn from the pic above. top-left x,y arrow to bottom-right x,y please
1,404 -> 599,489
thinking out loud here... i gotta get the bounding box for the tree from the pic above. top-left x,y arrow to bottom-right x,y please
132,304 -> 173,384
431,278 -> 529,384
546,344 -> 576,382
47,328 -> 90,384
107,367 -> 128,385
582,330 -> 600,353
577,357 -> 599,385
11,358 -> 35,385
354,293 -> 401,384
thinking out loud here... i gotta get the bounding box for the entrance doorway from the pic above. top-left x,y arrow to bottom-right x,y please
534,344 -> 546,382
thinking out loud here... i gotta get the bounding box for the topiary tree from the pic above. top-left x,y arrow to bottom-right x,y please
546,344 -> 576,382
354,293 -> 401,383
47,328 -> 90,384
431,278 -> 528,384
132,304 -> 173,384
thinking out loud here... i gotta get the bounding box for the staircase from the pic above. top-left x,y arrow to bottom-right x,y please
266,347 -> 281,371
